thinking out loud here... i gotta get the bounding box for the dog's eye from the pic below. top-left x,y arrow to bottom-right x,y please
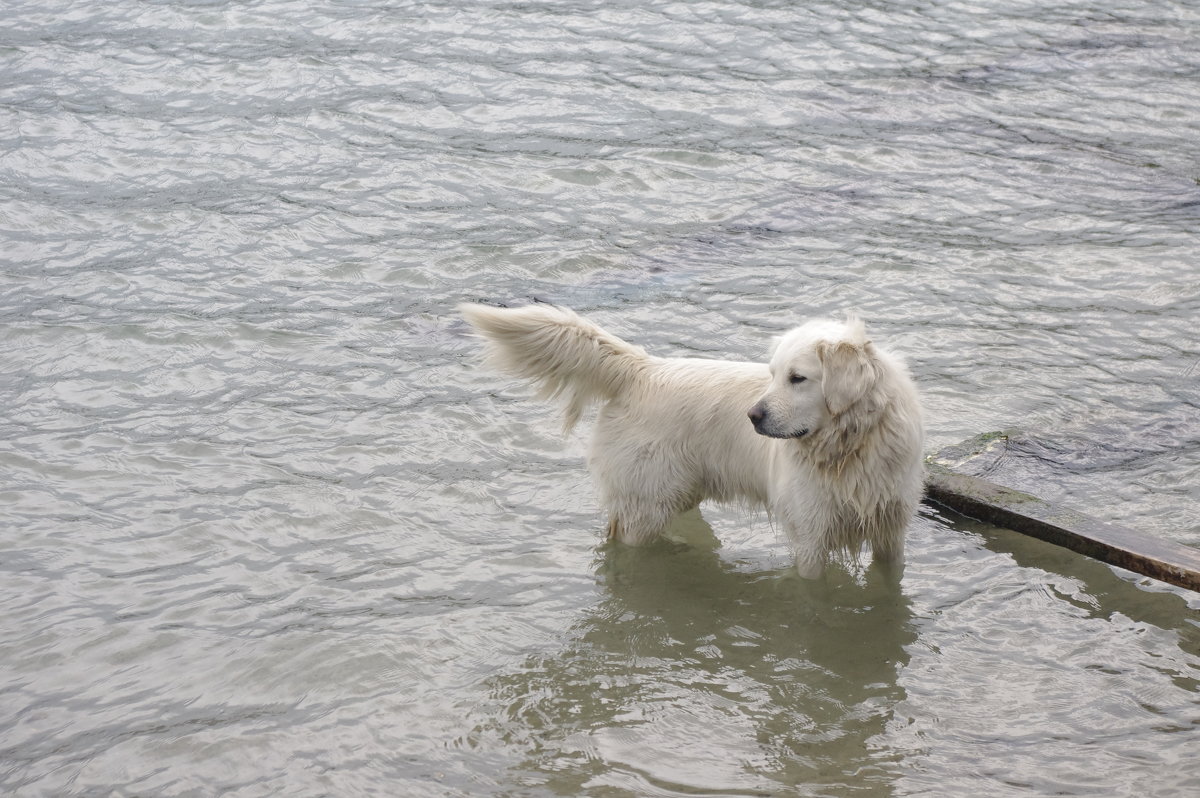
789,374 -> 807,385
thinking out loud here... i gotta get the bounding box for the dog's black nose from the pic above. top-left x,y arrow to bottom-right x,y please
748,404 -> 765,426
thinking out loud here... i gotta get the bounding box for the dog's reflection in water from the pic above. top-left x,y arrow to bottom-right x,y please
464,512 -> 917,794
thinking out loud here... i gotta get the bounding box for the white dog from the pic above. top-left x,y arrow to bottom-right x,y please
460,303 -> 924,578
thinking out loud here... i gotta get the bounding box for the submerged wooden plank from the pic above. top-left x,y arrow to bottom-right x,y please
924,461 -> 1200,593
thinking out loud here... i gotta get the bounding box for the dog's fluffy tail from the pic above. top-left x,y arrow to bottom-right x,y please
459,303 -> 653,432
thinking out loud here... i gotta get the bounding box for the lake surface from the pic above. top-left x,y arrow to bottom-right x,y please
2,0 -> 1199,795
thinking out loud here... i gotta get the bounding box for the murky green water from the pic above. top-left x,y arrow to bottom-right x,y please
2,1 -> 1198,795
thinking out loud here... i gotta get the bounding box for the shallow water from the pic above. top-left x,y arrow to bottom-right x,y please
2,0 -> 1199,795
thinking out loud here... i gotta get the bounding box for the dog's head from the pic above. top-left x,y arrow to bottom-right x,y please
747,316 -> 881,441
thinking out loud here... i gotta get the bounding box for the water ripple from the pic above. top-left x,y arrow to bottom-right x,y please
3,0 -> 1200,795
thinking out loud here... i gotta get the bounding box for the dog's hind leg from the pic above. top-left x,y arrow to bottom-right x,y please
590,403 -> 702,546
599,468 -> 701,546
604,498 -> 694,545
606,513 -> 660,545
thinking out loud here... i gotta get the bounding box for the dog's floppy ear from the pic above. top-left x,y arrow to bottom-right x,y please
817,318 -> 878,416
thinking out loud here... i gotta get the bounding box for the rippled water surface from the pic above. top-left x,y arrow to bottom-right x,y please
3,1 -> 1199,795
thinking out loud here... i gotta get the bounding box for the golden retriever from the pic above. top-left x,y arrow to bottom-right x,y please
460,303 -> 923,578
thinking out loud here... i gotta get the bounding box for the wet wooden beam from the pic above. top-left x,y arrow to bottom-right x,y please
924,457 -> 1200,594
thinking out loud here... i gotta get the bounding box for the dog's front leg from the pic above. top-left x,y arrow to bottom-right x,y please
870,537 -> 906,584
794,553 -> 825,580
789,523 -> 827,580
773,497 -> 828,579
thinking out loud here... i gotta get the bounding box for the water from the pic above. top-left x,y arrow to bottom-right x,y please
2,0 -> 1199,795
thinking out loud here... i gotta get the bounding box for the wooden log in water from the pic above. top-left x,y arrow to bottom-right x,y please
923,438 -> 1200,593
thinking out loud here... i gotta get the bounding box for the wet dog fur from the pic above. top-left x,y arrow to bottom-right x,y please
460,303 -> 924,578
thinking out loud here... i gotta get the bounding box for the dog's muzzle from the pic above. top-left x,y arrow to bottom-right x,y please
748,403 -> 808,439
